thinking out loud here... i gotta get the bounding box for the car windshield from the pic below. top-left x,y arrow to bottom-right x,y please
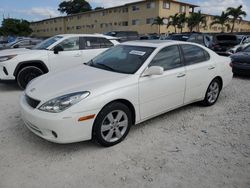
243,45 -> 250,52
88,45 -> 155,74
33,36 -> 63,50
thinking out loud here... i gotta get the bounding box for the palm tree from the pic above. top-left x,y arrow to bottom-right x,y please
187,11 -> 207,32
151,16 -> 165,35
177,13 -> 186,33
210,11 -> 230,32
226,5 -> 247,33
167,13 -> 179,33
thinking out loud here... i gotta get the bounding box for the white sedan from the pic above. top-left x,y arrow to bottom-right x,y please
20,41 -> 233,146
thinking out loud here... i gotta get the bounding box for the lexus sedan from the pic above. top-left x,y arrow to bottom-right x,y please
20,41 -> 233,147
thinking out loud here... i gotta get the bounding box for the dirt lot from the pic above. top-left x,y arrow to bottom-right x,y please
0,77 -> 249,188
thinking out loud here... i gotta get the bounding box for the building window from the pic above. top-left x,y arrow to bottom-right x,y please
180,5 -> 186,13
76,26 -> 81,30
122,21 -> 128,26
163,1 -> 170,9
147,2 -> 155,9
132,5 -> 140,11
122,7 -> 128,12
132,19 -> 140,25
146,18 -> 155,25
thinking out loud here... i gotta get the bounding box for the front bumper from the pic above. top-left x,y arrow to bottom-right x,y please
0,64 -> 15,80
20,94 -> 99,143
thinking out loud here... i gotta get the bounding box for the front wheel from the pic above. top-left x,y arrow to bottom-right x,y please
202,78 -> 221,106
17,66 -> 44,89
93,102 -> 132,147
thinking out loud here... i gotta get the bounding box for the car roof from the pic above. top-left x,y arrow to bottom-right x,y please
56,34 -> 117,40
121,40 -> 189,48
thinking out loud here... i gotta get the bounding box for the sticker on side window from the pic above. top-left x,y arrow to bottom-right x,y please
129,50 -> 146,56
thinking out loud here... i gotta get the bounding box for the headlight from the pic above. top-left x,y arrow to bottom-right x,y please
39,91 -> 90,113
0,55 -> 17,62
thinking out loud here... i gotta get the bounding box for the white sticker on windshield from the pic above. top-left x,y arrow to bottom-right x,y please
129,50 -> 146,56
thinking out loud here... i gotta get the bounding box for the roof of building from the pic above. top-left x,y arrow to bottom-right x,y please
31,0 -> 199,23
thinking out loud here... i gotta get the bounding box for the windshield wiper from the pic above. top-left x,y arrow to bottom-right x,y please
95,63 -> 116,71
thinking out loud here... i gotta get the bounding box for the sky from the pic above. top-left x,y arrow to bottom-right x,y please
0,0 -> 249,24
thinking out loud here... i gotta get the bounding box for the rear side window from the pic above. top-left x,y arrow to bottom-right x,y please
181,44 -> 210,65
82,37 -> 113,49
149,45 -> 182,71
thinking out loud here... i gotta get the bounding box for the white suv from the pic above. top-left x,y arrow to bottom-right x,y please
0,34 -> 119,89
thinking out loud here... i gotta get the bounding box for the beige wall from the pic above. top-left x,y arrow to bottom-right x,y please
30,0 -> 250,37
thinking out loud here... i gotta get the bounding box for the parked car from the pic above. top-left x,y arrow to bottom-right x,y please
105,31 -> 139,42
230,44 -> 250,76
211,34 -> 239,56
0,34 -> 119,89
187,33 -> 213,48
0,38 -> 43,50
166,33 -> 191,41
166,33 -> 212,48
140,34 -> 160,40
227,36 -> 250,55
20,40 -> 233,146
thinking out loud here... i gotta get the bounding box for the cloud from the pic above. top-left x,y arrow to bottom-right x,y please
88,0 -> 138,8
17,7 -> 60,19
197,0 -> 249,17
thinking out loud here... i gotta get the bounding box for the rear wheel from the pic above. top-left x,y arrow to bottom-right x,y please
17,66 -> 44,89
202,78 -> 221,106
93,102 -> 132,147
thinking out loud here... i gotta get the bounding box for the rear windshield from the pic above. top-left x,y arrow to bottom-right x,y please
216,35 -> 237,41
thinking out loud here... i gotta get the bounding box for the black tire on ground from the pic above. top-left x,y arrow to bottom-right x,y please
202,78 -> 221,106
93,102 -> 132,147
16,66 -> 44,89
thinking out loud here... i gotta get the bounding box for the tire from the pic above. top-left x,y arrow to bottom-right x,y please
93,102 -> 132,147
16,66 -> 44,89
202,78 -> 221,106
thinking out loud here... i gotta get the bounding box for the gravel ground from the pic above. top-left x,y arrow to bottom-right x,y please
0,77 -> 249,188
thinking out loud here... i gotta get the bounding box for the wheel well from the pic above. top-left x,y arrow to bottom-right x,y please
214,76 -> 223,90
14,61 -> 49,77
102,99 -> 136,125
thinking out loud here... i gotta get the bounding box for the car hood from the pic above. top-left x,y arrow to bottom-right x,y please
231,52 -> 250,63
26,65 -> 130,101
0,48 -> 42,56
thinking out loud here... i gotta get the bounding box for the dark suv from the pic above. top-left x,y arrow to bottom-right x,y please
211,34 -> 239,56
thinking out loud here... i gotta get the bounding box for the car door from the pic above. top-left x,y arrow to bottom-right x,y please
48,37 -> 82,71
139,45 -> 186,120
180,44 -> 216,104
80,37 -> 114,63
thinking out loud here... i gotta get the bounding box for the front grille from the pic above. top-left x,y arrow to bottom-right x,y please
25,95 -> 41,108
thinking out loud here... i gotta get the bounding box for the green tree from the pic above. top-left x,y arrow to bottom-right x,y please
58,0 -> 92,15
210,11 -> 230,32
151,16 -> 165,35
177,13 -> 186,33
226,5 -> 247,33
0,18 -> 32,36
167,13 -> 179,33
187,11 -> 207,32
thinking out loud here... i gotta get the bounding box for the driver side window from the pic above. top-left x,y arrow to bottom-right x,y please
56,37 -> 79,51
149,45 -> 182,71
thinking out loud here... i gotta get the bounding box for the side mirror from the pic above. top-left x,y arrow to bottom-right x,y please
53,45 -> 63,54
143,66 -> 164,76
13,45 -> 19,48
236,47 -> 243,53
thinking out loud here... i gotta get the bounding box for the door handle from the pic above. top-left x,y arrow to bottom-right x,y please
177,73 -> 186,78
208,66 -> 215,70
